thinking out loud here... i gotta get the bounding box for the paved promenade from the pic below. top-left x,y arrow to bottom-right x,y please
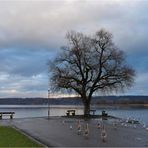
0,117 -> 148,147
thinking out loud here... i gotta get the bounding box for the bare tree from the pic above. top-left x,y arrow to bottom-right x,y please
48,29 -> 135,116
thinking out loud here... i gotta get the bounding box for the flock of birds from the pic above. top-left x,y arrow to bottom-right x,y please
62,117 -> 148,143
62,119 -> 107,142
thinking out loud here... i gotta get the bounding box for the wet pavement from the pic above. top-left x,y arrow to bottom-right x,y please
0,117 -> 148,147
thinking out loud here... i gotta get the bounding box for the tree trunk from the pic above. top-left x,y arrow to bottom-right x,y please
84,101 -> 90,117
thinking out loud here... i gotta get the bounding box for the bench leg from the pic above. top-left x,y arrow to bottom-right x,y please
72,112 -> 75,116
66,112 -> 70,116
0,114 -> 2,119
10,114 -> 13,119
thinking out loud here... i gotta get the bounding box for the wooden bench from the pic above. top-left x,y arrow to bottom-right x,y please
0,112 -> 15,119
101,110 -> 108,120
90,109 -> 96,115
102,110 -> 108,117
66,110 -> 76,116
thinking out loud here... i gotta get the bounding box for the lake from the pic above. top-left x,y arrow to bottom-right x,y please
0,105 -> 148,125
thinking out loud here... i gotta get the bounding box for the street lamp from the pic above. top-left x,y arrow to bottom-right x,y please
48,89 -> 50,119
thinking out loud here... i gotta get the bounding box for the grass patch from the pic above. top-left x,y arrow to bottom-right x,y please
0,126 -> 42,147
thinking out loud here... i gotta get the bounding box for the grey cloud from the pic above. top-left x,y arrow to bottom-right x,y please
0,72 -> 48,98
0,48 -> 52,77
0,0 -> 147,51
124,72 -> 148,96
0,0 -> 148,97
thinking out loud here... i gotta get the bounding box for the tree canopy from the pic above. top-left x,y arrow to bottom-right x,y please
48,29 -> 135,116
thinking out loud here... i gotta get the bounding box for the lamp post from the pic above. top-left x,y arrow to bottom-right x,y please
48,89 -> 50,119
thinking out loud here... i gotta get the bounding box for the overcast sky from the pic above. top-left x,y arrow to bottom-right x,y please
0,0 -> 148,98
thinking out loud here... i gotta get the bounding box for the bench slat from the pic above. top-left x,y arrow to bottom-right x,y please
0,112 -> 15,119
0,112 -> 15,114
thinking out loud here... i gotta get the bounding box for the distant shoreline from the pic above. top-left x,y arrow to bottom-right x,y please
0,104 -> 148,109
0,96 -> 147,106
96,104 -> 148,109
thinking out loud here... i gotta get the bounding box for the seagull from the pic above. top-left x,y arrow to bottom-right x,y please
62,120 -> 65,125
101,124 -> 107,142
84,123 -> 89,139
124,124 -> 127,127
70,125 -> 73,130
121,123 -> 124,126
113,121 -> 117,129
134,125 -> 137,129
143,124 -> 146,129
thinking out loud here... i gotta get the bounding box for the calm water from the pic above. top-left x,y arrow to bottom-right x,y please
0,105 -> 148,125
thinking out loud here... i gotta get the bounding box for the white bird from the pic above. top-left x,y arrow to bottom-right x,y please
70,125 -> 73,130
77,120 -> 82,135
143,124 -> 146,128
101,125 -> 107,142
113,121 -> 117,130
124,124 -> 127,127
121,123 -> 124,126
134,125 -> 137,129
84,123 -> 89,139
62,120 -> 65,125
